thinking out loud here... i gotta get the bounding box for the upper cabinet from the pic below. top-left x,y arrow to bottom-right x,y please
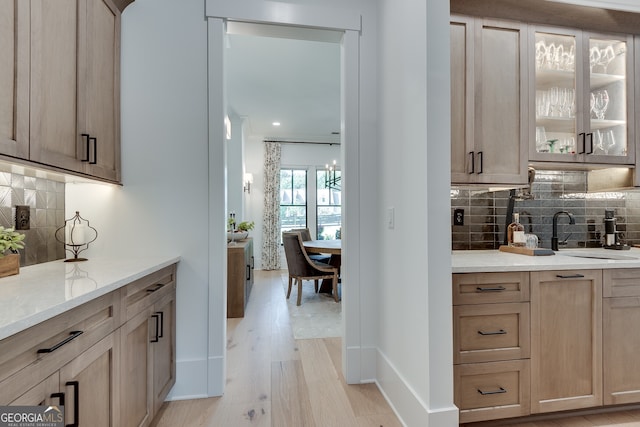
529,26 -> 635,166
451,16 -> 529,186
0,0 -> 122,183
0,1 -> 29,158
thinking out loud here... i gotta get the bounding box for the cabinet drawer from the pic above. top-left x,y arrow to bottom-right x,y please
122,264 -> 177,322
453,272 -> 529,305
455,359 -> 530,423
454,302 -> 530,364
604,268 -> 640,298
0,290 -> 120,401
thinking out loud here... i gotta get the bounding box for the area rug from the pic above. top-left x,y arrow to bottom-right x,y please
281,272 -> 342,340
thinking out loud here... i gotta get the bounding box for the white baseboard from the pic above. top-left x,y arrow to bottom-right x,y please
376,349 -> 459,427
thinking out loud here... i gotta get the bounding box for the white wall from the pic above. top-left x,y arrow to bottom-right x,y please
377,0 -> 456,425
66,0 -> 212,399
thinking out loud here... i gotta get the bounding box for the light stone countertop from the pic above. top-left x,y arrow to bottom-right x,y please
452,247 -> 640,273
0,255 -> 180,341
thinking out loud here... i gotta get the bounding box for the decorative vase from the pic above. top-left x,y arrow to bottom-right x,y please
0,253 -> 20,278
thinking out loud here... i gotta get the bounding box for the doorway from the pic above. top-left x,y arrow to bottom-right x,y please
207,10 -> 364,395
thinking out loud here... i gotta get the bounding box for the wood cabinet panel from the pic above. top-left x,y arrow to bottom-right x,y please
454,302 -> 530,364
453,271 -> 530,305
455,359 -> 530,423
530,270 -> 602,413
59,331 -> 120,427
603,296 -> 640,405
151,288 -> 176,415
228,238 -> 254,318
0,0 -> 29,158
603,268 -> 640,297
450,16 -> 528,185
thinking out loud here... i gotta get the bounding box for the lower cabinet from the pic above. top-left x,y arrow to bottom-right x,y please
120,270 -> 177,427
453,272 -> 531,423
227,238 -> 254,318
0,263 -> 177,427
603,268 -> 640,405
530,270 -> 603,413
3,332 -> 120,426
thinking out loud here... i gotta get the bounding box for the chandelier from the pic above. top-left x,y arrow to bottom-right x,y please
324,160 -> 341,191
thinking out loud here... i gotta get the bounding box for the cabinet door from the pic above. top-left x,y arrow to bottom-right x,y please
450,16 -> 475,184
473,19 -> 528,185
151,290 -> 176,415
0,0 -> 29,158
29,0 -> 84,172
120,308 -> 153,427
530,26 -> 634,165
603,296 -> 640,405
59,331 -> 120,427
530,270 -> 602,413
79,0 -> 121,181
582,32 -> 634,165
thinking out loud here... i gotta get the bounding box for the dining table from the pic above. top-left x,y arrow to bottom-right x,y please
303,239 -> 341,294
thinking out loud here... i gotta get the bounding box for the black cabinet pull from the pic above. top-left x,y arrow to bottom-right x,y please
151,314 -> 160,343
586,132 -> 593,154
89,137 -> 97,164
578,132 -> 586,154
468,151 -> 475,174
66,381 -> 79,427
556,274 -> 585,279
251,255 -> 255,269
37,331 -> 83,354
146,283 -> 165,293
246,265 -> 251,281
478,387 -> 506,396
51,392 -> 65,407
476,286 -> 506,292
157,311 -> 164,338
478,329 -> 507,336
477,151 -> 483,174
81,134 -> 90,162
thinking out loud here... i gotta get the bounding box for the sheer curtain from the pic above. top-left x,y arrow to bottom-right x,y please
261,142 -> 281,270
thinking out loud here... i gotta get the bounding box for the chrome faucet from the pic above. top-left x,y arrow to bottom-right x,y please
552,211 -> 576,251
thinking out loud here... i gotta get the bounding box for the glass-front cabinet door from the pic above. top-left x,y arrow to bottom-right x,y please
530,27 -> 634,165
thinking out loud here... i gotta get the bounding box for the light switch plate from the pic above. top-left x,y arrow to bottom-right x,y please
387,207 -> 394,229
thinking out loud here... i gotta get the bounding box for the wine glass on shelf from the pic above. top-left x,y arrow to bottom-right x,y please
602,130 -> 617,155
589,46 -> 601,73
535,126 -> 548,153
592,90 -> 609,120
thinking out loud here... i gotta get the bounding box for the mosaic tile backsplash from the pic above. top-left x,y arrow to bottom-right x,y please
0,170 -> 65,266
452,170 -> 640,250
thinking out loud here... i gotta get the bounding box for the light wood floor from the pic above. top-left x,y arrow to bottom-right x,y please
151,270 -> 403,427
151,270 -> 640,427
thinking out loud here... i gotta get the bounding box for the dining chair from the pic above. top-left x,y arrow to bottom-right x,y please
282,232 -> 339,305
284,228 -> 331,263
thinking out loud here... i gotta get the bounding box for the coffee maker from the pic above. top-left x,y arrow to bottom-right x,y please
603,209 -> 629,250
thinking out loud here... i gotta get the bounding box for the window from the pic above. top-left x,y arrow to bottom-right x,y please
316,170 -> 341,240
280,169 -> 307,238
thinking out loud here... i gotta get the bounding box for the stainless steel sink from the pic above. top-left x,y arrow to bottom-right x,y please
559,251 -> 638,261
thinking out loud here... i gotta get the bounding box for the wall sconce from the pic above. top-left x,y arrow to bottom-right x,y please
54,211 -> 98,262
243,173 -> 254,193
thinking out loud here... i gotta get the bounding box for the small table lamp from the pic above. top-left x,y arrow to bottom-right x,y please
55,211 -> 98,262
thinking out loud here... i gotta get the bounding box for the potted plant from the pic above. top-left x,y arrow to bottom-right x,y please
0,226 -> 25,278
227,221 -> 254,244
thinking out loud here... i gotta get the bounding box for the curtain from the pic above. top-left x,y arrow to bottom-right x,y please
261,142 -> 281,270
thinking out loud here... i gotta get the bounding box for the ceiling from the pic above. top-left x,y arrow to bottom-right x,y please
225,23 -> 342,144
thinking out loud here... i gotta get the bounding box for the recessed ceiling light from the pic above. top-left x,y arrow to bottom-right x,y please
272,122 -> 281,126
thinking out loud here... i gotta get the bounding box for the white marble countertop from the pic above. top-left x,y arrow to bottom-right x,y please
0,256 -> 180,341
452,247 -> 640,273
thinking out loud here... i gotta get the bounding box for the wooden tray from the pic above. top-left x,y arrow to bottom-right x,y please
499,245 -> 555,256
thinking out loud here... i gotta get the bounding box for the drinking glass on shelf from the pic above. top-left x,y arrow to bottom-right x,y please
589,46 -> 601,72
602,130 -> 617,155
597,45 -> 616,74
593,130 -> 604,154
592,90 -> 609,120
549,87 -> 560,117
535,40 -> 547,70
536,90 -> 550,118
535,126 -> 548,153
